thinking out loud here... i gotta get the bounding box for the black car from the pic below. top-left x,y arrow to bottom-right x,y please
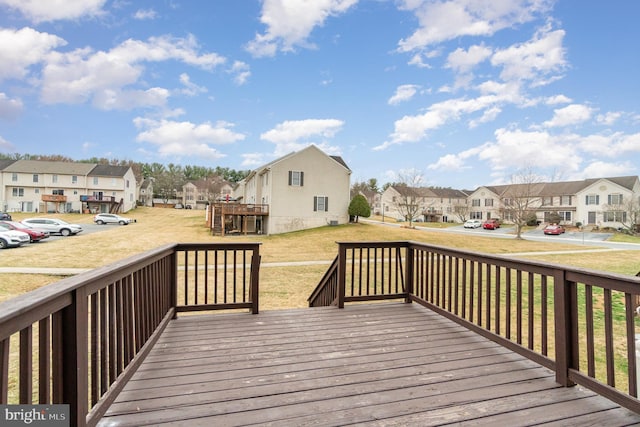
0,212 -> 11,221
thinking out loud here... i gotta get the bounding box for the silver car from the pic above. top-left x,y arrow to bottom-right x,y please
21,218 -> 83,236
0,227 -> 30,248
93,213 -> 133,225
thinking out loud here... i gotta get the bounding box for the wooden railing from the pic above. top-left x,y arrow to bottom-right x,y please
0,242 -> 260,427
310,240 -> 640,413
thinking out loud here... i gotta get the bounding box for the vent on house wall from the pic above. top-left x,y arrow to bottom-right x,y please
329,220 -> 338,226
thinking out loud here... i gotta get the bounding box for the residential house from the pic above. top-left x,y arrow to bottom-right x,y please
233,145 -> 351,235
467,176 -> 640,229
180,177 -> 234,209
0,160 -> 137,213
138,178 -> 154,207
380,185 -> 469,223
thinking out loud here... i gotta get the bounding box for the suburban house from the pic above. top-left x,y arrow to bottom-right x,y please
219,145 -> 351,235
0,160 -> 137,214
380,185 -> 469,223
178,177 -> 234,210
138,178 -> 154,207
466,175 -> 640,229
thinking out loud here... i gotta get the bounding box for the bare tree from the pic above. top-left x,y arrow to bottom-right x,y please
453,203 -> 470,222
501,169 -> 544,239
393,170 -> 425,228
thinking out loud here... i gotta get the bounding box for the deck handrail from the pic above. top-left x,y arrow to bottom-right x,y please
311,240 -> 640,414
308,255 -> 339,307
0,242 -> 261,427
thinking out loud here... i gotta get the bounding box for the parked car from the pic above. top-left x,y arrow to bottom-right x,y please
0,212 -> 11,220
463,219 -> 482,228
482,219 -> 500,230
21,218 -> 83,236
543,224 -> 565,235
0,220 -> 49,242
94,213 -> 133,225
0,227 -> 30,248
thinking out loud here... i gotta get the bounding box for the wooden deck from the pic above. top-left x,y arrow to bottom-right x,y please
99,303 -> 640,426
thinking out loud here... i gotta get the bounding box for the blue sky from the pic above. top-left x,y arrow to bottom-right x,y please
0,0 -> 638,189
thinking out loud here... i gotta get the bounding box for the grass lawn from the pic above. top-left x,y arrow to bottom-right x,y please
1,207 -> 639,308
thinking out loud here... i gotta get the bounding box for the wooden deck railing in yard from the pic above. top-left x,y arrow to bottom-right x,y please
0,242 -> 260,427
309,240 -> 640,414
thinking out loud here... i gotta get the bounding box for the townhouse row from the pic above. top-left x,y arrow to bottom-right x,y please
0,159 -> 137,214
376,176 -> 640,229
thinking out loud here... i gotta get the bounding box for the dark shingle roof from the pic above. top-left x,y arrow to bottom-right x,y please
88,165 -> 131,177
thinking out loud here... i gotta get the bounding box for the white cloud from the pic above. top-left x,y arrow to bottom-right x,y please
260,119 -> 344,156
241,152 -> 266,167
545,94 -> 572,105
0,27 -> 66,81
228,61 -> 250,85
245,0 -> 359,57
0,0 -> 107,23
579,131 -> 640,158
397,0 -> 553,52
388,84 -> 420,105
133,9 -> 158,20
576,160 -> 636,180
133,118 -> 245,159
479,128 -> 581,172
177,74 -> 207,97
543,103 -> 592,127
0,93 -> 24,119
386,95 -> 499,145
40,34 -> 226,108
491,25 -> 567,85
446,44 -> 492,73
596,111 -> 622,126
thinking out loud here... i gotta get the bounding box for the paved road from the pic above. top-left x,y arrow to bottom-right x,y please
365,219 -> 640,251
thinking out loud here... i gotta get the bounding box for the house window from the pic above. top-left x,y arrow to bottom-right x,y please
11,173 -> 17,182
484,199 -> 493,207
72,175 -> 78,184
608,194 -> 623,205
559,211 -> 572,221
288,171 -> 304,186
12,188 -> 24,197
93,177 -> 99,185
472,199 -> 480,207
126,180 -> 130,188
52,175 -> 58,183
503,198 -> 512,206
561,195 -> 572,205
585,194 -> 599,205
33,174 -> 39,183
314,196 -> 328,212
470,211 -> 482,219
52,189 -> 64,195
603,211 -> 626,222
35,189 -> 39,194
542,197 -> 553,206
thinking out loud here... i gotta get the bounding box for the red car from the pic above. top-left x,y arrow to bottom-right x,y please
543,224 -> 565,235
482,219 -> 500,230
0,221 -> 50,242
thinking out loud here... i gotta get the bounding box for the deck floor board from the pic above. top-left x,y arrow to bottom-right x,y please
99,303 -> 640,426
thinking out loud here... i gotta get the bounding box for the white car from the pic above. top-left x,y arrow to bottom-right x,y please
463,219 -> 482,228
0,228 -> 30,248
21,218 -> 83,236
93,213 -> 133,225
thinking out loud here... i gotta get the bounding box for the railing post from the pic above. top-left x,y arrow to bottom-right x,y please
56,288 -> 89,427
337,243 -> 346,309
404,243 -> 414,303
170,250 -> 178,319
553,269 -> 577,387
251,246 -> 260,314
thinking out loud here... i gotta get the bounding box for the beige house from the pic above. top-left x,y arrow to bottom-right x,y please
180,178 -> 234,210
467,176 -> 640,229
234,145 -> 351,235
1,160 -> 137,213
380,185 -> 469,223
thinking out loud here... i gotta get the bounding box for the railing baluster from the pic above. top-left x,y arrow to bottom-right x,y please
19,326 -> 32,404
